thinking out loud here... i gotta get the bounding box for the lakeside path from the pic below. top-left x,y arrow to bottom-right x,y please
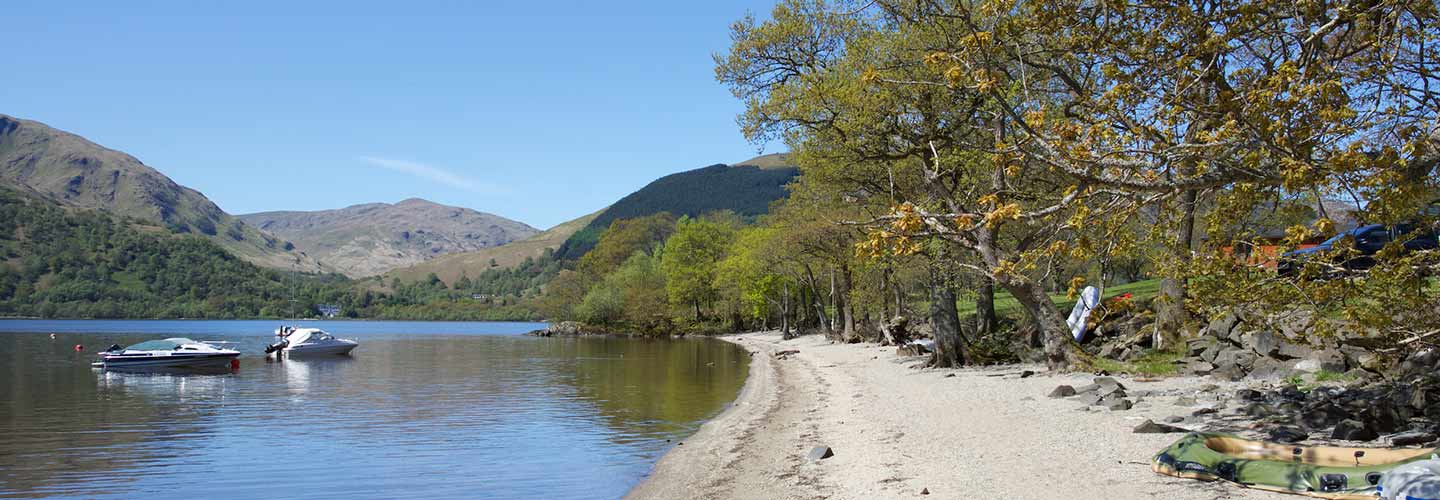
627,332 -> 1277,500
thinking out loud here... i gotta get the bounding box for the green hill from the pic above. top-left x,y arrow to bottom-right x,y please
554,161 -> 798,260
0,114 -> 329,273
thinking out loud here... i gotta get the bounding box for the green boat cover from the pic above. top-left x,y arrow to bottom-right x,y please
1152,432 -> 1436,500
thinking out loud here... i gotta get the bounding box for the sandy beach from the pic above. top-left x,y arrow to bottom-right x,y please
627,332 -> 1279,500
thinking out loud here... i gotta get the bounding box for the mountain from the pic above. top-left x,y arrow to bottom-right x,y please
239,199 -> 541,277
733,153 -> 793,169
383,209 -> 601,286
554,158 -> 799,260
0,114 -> 329,273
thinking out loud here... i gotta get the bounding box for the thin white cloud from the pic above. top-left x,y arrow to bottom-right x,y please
358,156 -> 502,194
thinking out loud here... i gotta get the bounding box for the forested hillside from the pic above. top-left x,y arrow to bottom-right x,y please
0,187 -> 538,321
554,163 -> 797,260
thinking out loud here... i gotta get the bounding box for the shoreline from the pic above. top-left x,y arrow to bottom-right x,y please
627,331 -> 1277,500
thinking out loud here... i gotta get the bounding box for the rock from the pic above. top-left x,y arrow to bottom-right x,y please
1075,384 -> 1101,394
1192,407 -> 1220,417
1048,385 -> 1077,398
1184,360 -> 1216,376
921,488 -> 930,496
1278,385 -> 1307,401
1269,427 -> 1309,443
1245,403 -> 1279,418
1332,419 -> 1379,442
1294,349 -> 1347,374
1102,396 -> 1133,411
1362,405 -> 1403,434
1164,415 -> 1186,424
1174,395 -> 1198,407
1250,329 -> 1280,356
1401,349 -> 1440,377
1020,370 -> 1035,378
1236,389 -> 1266,402
1278,341 -> 1317,361
1077,393 -> 1104,406
1391,431 -> 1438,447
1200,344 -> 1222,363
808,446 -> 835,461
1208,312 -> 1240,340
1094,377 -> 1126,391
1134,419 -> 1187,433
896,345 -> 929,357
1248,357 -> 1297,380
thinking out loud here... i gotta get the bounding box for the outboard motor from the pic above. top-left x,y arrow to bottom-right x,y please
264,339 -> 288,354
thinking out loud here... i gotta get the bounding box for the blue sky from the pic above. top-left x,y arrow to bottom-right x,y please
2,1 -> 783,229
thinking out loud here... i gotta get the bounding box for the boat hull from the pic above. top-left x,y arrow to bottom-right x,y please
284,342 -> 357,356
97,352 -> 240,369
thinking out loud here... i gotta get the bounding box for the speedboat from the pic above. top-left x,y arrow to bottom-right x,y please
266,328 -> 357,356
94,338 -> 241,370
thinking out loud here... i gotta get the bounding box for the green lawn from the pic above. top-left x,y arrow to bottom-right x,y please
956,278 -> 1162,320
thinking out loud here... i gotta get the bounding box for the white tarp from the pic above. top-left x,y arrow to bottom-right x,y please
1066,286 -> 1102,342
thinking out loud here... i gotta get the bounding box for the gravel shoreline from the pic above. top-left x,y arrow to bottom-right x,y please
626,331 -> 1282,500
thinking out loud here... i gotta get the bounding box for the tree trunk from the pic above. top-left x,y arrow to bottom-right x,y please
839,265 -> 857,342
1156,188 -> 1197,349
781,281 -> 794,340
929,275 -> 970,368
1003,277 -> 1087,370
975,275 -> 996,336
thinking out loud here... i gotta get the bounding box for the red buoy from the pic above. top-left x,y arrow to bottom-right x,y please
230,358 -> 241,370
73,344 -> 84,351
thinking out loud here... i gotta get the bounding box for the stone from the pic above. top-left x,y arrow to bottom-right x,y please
1391,431 -> 1438,447
1250,329 -> 1280,356
1208,312 -> 1240,340
1200,344 -> 1222,363
1077,393 -> 1104,406
1236,389 -> 1266,402
1074,384 -> 1101,394
808,446 -> 835,461
1279,385 -> 1307,401
1245,403 -> 1279,418
1164,415 -> 1186,424
1102,395 -> 1133,411
896,345 -> 928,357
1269,427 -> 1309,443
1193,407 -> 1220,417
1174,395 -> 1198,407
1294,349 -> 1347,374
1332,419 -> 1379,442
1248,357 -> 1297,380
1185,360 -> 1216,376
1094,377 -> 1127,391
1278,341 -> 1317,361
1401,349 -> 1440,377
921,488 -> 930,496
1134,419 -> 1187,434
1048,385 -> 1077,398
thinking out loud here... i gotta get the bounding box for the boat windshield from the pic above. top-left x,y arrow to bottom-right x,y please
123,339 -> 194,351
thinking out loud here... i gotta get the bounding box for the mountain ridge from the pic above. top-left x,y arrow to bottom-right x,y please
0,113 -> 329,273
239,198 -> 540,277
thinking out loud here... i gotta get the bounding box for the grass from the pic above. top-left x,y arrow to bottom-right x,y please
1089,347 -> 1186,376
956,278 -> 1162,319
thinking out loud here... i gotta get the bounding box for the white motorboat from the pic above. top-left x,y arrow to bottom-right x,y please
266,328 -> 357,356
94,338 -> 241,370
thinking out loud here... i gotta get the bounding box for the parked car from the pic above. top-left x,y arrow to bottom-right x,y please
1277,223 -> 1439,277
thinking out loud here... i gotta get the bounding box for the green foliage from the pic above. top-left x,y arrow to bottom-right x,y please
661,217 -> 737,320
555,164 -> 796,260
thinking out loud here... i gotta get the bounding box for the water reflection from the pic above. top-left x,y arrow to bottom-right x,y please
0,324 -> 747,500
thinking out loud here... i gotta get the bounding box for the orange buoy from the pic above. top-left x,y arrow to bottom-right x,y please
73,344 -> 84,351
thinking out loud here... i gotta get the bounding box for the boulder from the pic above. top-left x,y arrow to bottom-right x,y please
897,344 -> 930,357
1391,431 -> 1438,447
1077,393 -> 1104,406
1048,385 -> 1077,398
1278,341 -> 1317,361
1208,312 -> 1241,340
1075,384 -> 1101,394
1248,357 -> 1297,380
1133,419 -> 1187,434
1102,396 -> 1133,411
1332,419 -> 1379,442
808,446 -> 835,461
1236,389 -> 1267,402
1250,329 -> 1281,357
1401,349 -> 1440,377
1294,349 -> 1347,374
1268,427 -> 1310,443
1245,403 -> 1279,418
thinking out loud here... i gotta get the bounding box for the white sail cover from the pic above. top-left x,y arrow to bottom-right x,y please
1066,286 -> 1102,342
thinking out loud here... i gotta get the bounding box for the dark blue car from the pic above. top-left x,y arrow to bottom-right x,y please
1277,223 -> 1439,276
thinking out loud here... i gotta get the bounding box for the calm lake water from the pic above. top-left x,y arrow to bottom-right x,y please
0,320 -> 749,499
